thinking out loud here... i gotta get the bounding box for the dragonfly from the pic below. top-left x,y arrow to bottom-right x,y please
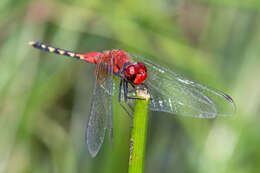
29,41 -> 236,157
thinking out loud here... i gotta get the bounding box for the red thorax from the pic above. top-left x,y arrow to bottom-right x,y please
77,50 -> 147,85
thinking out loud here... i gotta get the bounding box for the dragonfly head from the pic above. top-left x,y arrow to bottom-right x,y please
125,62 -> 147,85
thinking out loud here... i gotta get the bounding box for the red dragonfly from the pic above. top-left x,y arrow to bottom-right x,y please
29,41 -> 236,157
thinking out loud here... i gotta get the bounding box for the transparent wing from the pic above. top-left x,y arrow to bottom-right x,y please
86,56 -> 113,157
96,55 -> 114,147
129,54 -> 236,118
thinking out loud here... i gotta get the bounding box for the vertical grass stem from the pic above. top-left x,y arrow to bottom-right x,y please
128,89 -> 150,173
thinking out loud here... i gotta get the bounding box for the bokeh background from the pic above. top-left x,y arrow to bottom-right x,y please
1,0 -> 260,173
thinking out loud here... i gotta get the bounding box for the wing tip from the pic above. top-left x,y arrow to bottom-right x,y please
223,93 -> 234,103
221,93 -> 236,116
86,131 -> 104,158
86,138 -> 100,157
89,149 -> 99,158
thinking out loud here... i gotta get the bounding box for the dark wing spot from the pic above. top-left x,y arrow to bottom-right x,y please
223,93 -> 234,103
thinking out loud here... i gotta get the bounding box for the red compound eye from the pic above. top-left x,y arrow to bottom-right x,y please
136,62 -> 147,72
125,62 -> 147,85
125,64 -> 137,81
127,65 -> 137,75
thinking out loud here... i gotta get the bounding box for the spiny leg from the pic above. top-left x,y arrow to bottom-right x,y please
118,79 -> 133,120
121,80 -> 135,128
125,81 -> 145,101
127,97 -> 145,100
123,80 -> 129,103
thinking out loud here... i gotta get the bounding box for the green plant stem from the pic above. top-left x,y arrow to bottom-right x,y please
128,90 -> 150,173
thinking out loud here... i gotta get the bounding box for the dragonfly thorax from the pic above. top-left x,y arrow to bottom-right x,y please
125,62 -> 147,85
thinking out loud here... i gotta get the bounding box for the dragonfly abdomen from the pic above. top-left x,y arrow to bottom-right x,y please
29,41 -> 103,64
29,41 -> 83,59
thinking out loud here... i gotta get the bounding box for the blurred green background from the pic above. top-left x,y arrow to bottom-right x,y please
1,0 -> 260,173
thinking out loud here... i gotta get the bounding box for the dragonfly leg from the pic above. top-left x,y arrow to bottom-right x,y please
127,97 -> 145,100
122,81 -> 135,111
118,79 -> 133,122
126,82 -> 145,100
127,88 -> 136,94
127,82 -> 137,93
123,80 -> 128,102
128,104 -> 134,112
120,80 -> 134,127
